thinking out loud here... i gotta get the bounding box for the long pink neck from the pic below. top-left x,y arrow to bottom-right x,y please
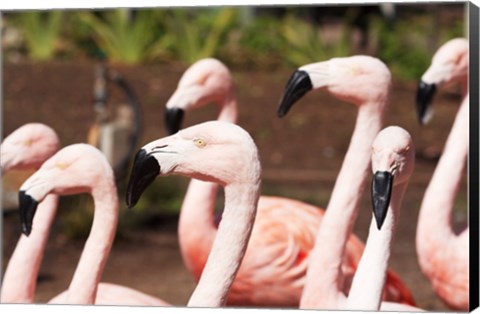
216,91 -> 238,124
1,194 -> 58,303
178,91 -> 238,279
187,181 -> 260,307
346,178 -> 407,310
416,93 -> 469,257
65,180 -> 119,304
301,103 -> 384,308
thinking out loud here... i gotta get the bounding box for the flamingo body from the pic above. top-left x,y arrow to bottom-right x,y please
188,196 -> 365,306
50,283 -> 169,306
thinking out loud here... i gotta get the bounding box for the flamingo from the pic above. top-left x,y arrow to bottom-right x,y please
126,120 -> 262,307
162,58 -> 406,307
277,55 -> 416,308
17,144 -> 155,305
415,38 -> 469,310
1,123 -> 61,303
314,126 -> 422,311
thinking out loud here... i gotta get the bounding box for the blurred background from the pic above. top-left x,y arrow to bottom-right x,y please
1,3 -> 468,311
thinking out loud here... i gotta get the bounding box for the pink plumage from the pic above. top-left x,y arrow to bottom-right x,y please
416,38 -> 469,310
1,123 -> 61,303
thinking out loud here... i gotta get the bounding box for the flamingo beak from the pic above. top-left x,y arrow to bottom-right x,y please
165,108 -> 185,135
277,70 -> 313,118
371,171 -> 393,230
416,81 -> 436,125
18,191 -> 39,236
126,149 -> 160,208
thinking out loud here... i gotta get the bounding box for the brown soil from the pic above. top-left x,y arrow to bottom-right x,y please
1,61 -> 468,310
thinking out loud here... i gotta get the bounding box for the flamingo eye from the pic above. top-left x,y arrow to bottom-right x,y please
55,162 -> 69,170
193,137 -> 207,148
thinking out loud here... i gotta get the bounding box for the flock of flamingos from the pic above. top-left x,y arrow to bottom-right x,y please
0,37 -> 469,311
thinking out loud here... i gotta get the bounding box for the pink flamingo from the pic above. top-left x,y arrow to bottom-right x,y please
163,58 -> 380,307
310,125 -> 421,311
415,38 -> 469,310
19,144 -> 125,304
1,123 -> 60,303
277,56 -> 416,308
126,120 -> 263,307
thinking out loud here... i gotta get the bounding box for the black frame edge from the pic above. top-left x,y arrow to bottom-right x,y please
469,1 -> 479,312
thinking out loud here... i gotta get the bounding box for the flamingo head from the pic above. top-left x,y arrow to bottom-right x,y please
1,123 -> 60,174
277,55 -> 391,117
165,58 -> 235,134
126,120 -> 261,208
416,38 -> 468,125
370,126 -> 415,229
18,144 -> 115,236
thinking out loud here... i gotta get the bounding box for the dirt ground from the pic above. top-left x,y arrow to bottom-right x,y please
1,61 -> 468,310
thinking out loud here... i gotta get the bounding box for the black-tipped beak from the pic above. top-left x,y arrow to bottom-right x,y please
416,81 -> 436,125
126,149 -> 160,208
371,171 -> 393,230
19,191 -> 39,236
165,108 -> 185,135
277,70 -> 313,118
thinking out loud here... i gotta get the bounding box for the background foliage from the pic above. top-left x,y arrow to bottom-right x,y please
2,4 -> 466,80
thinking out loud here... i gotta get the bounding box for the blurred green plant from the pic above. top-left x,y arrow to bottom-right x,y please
4,6 -> 467,83
370,16 -> 432,81
162,8 -> 237,64
12,10 -> 64,61
221,15 -> 284,69
76,9 -> 171,63
440,19 -> 466,43
280,15 -> 352,67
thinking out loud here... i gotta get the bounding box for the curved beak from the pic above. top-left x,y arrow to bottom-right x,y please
18,190 -> 39,236
165,108 -> 185,135
277,70 -> 313,118
371,171 -> 393,230
126,149 -> 160,208
416,81 -> 436,125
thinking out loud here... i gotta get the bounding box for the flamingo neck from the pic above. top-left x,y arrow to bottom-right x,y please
178,90 -> 238,279
301,102 -> 384,308
65,179 -> 119,304
346,179 -> 407,310
187,180 -> 260,307
1,194 -> 59,303
178,180 -> 219,279
216,89 -> 238,124
417,94 -> 469,254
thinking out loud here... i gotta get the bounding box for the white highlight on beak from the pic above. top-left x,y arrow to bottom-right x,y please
299,62 -> 331,89
19,178 -> 51,203
421,62 -> 453,85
